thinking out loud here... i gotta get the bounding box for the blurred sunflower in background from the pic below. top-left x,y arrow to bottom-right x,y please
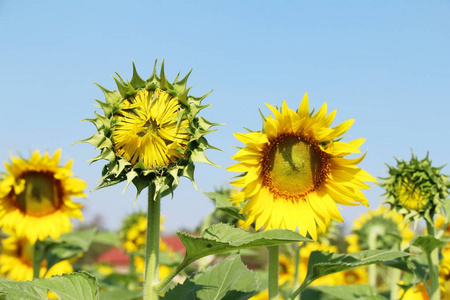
228,94 -> 376,239
346,206 -> 413,253
119,212 -> 173,278
0,149 -> 85,243
0,229 -> 73,281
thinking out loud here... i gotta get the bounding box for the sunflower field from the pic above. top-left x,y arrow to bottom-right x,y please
0,2 -> 449,300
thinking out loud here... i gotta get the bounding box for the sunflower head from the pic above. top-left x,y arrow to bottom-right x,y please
228,94 -> 376,240
346,206 -> 413,252
80,61 -> 218,200
0,149 -> 85,243
380,153 -> 450,223
0,229 -> 73,281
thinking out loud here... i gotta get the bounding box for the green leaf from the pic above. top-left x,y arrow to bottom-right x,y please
203,191 -> 245,221
44,228 -> 97,271
303,285 -> 381,300
0,271 -> 99,300
93,232 -> 121,247
292,250 -> 410,298
164,253 -> 258,300
413,235 -> 446,254
100,287 -> 143,300
178,223 -> 310,266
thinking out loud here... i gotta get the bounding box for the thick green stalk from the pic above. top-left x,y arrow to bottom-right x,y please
268,246 -> 279,300
389,268 -> 401,300
426,221 -> 440,300
144,191 -> 161,300
368,230 -> 378,289
32,243 -> 40,279
129,253 -> 136,275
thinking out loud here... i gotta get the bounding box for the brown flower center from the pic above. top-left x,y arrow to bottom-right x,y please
13,171 -> 62,216
262,134 -> 330,201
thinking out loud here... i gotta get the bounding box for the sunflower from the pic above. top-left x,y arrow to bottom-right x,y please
81,61 -> 217,200
381,153 -> 450,223
279,253 -> 296,285
0,149 -> 85,243
228,94 -> 376,239
346,206 -> 413,253
0,229 -> 73,281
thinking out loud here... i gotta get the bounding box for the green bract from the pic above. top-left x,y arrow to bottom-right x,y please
380,153 -> 450,223
80,61 -> 219,200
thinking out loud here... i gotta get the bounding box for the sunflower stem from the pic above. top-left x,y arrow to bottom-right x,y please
368,229 -> 379,290
129,253 -> 136,275
32,242 -> 41,279
144,189 -> 161,300
293,244 -> 301,299
268,245 -> 279,300
426,220 -> 440,300
389,268 -> 401,300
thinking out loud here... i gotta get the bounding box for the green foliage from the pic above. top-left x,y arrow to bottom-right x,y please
291,250 -> 410,298
412,235 -> 446,254
178,223 -> 310,266
164,253 -> 259,300
93,231 -> 121,248
303,285 -> 382,300
35,229 -> 96,274
0,271 -> 99,300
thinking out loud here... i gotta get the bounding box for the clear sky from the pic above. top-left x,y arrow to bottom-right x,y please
0,1 -> 449,233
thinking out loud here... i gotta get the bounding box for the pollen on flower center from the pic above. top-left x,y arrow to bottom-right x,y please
262,134 -> 330,201
13,171 -> 61,217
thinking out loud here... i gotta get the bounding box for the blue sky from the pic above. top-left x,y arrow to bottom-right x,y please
0,1 -> 449,233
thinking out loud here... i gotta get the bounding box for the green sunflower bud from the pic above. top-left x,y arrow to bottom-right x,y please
380,153 -> 450,224
79,60 -> 220,200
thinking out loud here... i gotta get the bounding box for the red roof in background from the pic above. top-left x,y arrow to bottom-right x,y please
96,247 -> 129,265
162,235 -> 185,254
95,235 -> 186,266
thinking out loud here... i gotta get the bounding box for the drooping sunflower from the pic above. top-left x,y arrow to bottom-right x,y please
228,94 -> 376,239
0,229 -> 73,281
0,149 -> 85,243
380,153 -> 450,223
346,206 -> 414,253
80,61 -> 218,200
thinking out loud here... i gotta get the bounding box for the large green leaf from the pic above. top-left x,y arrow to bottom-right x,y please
0,271 -> 99,300
291,250 -> 410,299
100,288 -> 142,300
164,253 -> 259,300
179,223 -> 309,266
412,235 -> 446,254
43,228 -> 97,271
303,285 -> 383,300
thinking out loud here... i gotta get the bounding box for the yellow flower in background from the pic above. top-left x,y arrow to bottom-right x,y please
346,206 -> 413,253
279,253 -> 296,285
120,212 -> 165,253
228,94 -> 375,239
337,268 -> 368,285
0,229 -> 73,281
0,149 -> 85,243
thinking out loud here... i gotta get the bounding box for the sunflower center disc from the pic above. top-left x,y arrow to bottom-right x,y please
264,135 -> 329,199
19,238 -> 34,264
397,179 -> 428,211
15,172 -> 61,216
